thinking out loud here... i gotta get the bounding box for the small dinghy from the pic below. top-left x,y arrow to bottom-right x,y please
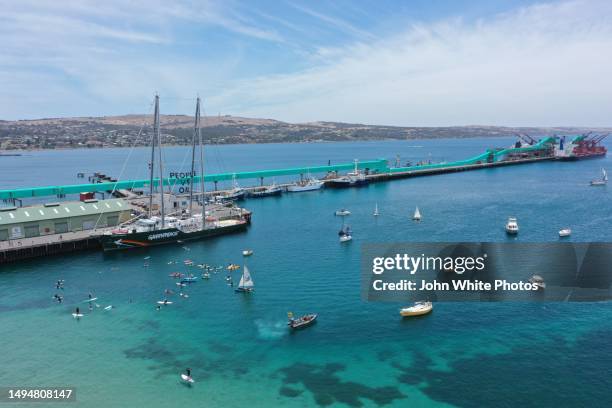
288,312 -> 318,329
400,301 -> 432,317
559,228 -> 571,237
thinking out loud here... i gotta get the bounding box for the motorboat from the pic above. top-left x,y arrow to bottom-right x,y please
335,209 -> 351,216
287,177 -> 324,192
242,249 -> 253,256
325,159 -> 369,188
400,301 -> 433,317
590,168 -> 608,186
287,312 -> 318,329
528,275 -> 546,290
505,217 -> 519,234
339,225 -> 352,242
559,228 -> 571,237
249,183 -> 282,198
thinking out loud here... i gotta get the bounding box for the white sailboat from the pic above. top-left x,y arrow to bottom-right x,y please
373,203 -> 379,216
235,265 -> 254,293
590,168 -> 608,186
412,207 -> 421,221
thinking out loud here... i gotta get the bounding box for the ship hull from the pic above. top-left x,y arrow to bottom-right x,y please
325,179 -> 369,188
559,152 -> 607,161
99,222 -> 248,251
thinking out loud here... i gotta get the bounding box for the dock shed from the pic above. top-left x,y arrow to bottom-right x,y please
0,198 -> 132,241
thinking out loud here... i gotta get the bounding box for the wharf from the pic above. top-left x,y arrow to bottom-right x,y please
0,203 -> 248,265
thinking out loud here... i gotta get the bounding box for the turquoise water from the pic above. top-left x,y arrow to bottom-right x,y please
1,139 -> 612,407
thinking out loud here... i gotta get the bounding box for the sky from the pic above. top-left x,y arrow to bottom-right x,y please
1,0 -> 611,126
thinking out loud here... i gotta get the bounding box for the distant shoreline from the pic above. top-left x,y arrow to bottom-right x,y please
0,135 -> 527,154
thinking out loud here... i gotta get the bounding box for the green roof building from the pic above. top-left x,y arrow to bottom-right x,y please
0,199 -> 132,241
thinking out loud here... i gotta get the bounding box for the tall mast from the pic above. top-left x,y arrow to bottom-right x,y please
155,95 -> 165,228
198,98 -> 206,230
148,95 -> 158,218
188,98 -> 199,216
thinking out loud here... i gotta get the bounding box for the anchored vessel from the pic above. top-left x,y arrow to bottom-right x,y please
99,96 -> 249,251
325,159 -> 369,188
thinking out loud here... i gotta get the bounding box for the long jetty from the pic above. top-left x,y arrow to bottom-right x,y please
0,137 -> 556,201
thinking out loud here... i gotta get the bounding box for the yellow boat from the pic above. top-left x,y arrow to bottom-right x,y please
400,301 -> 433,317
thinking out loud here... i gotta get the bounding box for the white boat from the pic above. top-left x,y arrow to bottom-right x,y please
505,217 -> 519,234
412,207 -> 421,221
559,228 -> 571,237
590,168 -> 608,186
339,225 -> 352,242
287,177 -> 324,192
400,301 -> 432,317
242,249 -> 253,256
373,203 -> 379,216
339,234 -> 352,242
235,265 -> 254,293
335,209 -> 351,216
528,275 -> 546,290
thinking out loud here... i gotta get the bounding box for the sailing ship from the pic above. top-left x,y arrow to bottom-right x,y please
235,265 -> 254,293
99,96 -> 249,250
412,207 -> 421,221
590,168 -> 608,186
373,203 -> 379,216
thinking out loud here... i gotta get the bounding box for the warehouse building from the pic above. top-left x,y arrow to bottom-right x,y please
0,199 -> 132,241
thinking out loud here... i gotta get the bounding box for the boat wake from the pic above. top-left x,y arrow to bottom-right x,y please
255,320 -> 287,340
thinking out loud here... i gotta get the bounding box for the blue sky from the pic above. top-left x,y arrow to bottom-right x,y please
1,0 -> 611,126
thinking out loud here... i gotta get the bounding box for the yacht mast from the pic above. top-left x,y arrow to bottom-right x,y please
198,98 -> 206,230
188,98 -> 199,216
148,96 -> 158,218
155,95 -> 165,228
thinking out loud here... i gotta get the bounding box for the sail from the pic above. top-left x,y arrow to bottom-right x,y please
238,265 -> 254,288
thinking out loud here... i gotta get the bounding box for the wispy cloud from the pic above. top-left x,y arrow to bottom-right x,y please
0,0 -> 611,127
211,0 -> 612,127
289,2 -> 377,41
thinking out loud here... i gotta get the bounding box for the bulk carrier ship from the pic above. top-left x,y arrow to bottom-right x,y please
556,133 -> 608,160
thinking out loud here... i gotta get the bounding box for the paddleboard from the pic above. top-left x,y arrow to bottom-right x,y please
83,297 -> 98,303
181,374 -> 194,383
157,301 -> 173,305
72,313 -> 84,318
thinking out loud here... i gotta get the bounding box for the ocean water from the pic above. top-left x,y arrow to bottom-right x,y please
1,139 -> 612,407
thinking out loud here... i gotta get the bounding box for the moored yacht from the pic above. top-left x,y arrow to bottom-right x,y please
99,96 -> 249,251
287,177 -> 324,192
325,159 -> 369,188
